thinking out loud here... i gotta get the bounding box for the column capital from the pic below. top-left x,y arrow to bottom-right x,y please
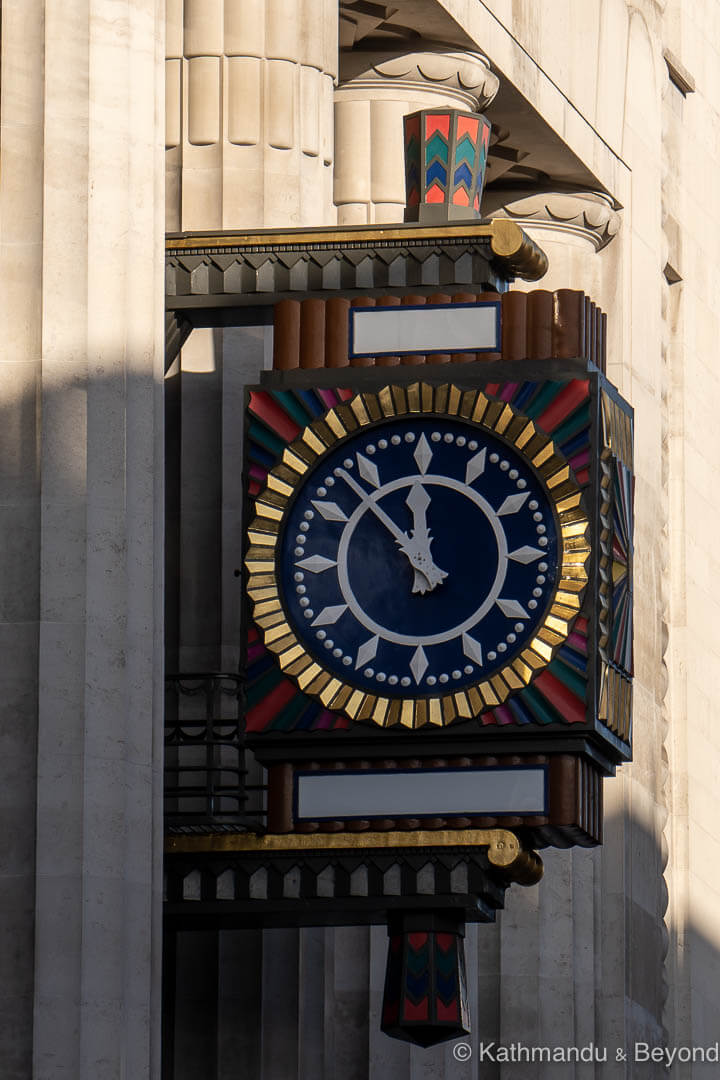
338,44 -> 499,111
485,189 -> 621,251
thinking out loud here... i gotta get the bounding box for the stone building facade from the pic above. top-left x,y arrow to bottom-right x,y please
1,1 -> 719,1078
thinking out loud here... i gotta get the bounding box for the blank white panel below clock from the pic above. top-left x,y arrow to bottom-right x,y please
350,302 -> 501,357
295,767 -> 547,819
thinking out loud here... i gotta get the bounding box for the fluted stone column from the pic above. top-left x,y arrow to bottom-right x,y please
334,45 -> 499,224
0,1 -> 166,1077
0,3 -> 43,1076
166,0 -> 338,231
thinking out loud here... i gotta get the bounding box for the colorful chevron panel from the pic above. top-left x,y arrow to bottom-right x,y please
611,459 -> 633,671
244,379 -> 593,735
597,389 -> 634,744
403,108 -> 492,221
381,929 -> 470,1047
404,113 -> 420,207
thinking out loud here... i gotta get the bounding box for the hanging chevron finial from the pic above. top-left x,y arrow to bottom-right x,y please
403,108 -> 492,225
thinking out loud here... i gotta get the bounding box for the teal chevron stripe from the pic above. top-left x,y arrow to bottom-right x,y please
249,420 -> 286,458
268,693 -> 311,732
425,133 -> 448,165
456,134 -> 477,166
518,684 -> 563,725
548,657 -> 587,699
245,666 -> 283,707
550,403 -> 590,446
524,381 -> 564,420
272,389 -> 314,427
406,949 -> 430,975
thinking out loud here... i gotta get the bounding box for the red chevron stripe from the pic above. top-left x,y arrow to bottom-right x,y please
245,678 -> 298,732
249,390 -> 301,442
537,379 -> 589,432
534,669 -> 585,724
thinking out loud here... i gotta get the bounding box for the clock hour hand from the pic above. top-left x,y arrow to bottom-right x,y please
335,468 -> 444,593
399,482 -> 448,595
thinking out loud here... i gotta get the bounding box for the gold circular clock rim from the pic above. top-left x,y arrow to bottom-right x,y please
245,381 -> 590,730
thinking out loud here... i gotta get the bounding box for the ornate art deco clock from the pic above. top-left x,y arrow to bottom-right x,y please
247,382 -> 589,730
241,364 -> 633,1047
244,370 -> 633,847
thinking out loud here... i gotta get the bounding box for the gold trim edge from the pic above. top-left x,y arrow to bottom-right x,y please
166,221 -> 547,282
166,828 -> 543,883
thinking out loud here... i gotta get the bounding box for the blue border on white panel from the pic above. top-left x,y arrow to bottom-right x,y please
348,300 -> 502,359
293,764 -> 548,822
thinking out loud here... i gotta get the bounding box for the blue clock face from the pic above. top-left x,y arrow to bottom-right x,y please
278,415 -> 559,697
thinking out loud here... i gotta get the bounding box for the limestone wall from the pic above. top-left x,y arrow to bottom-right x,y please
0,2 -> 166,1077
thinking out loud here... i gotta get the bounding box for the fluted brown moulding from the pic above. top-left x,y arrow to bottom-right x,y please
267,763 -> 294,833
324,297 -> 351,368
527,290 -> 553,359
299,299 -> 326,369
501,291 -> 528,362
273,299 -> 301,369
270,288 -> 606,371
554,289 -> 586,359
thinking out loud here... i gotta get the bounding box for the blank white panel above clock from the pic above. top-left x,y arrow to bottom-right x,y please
295,766 -> 547,819
349,301 -> 501,358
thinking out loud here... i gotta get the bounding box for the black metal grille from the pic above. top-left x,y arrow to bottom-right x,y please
164,673 -> 266,834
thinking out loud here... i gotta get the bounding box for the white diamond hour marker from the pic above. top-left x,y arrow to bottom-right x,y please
496,492 -> 530,516
465,448 -> 487,485
508,546 -> 545,564
496,598 -> 529,619
462,633 -> 484,666
356,636 -> 379,669
413,434 -> 433,475
410,645 -> 429,683
296,555 -> 337,574
405,482 -> 430,517
311,604 -> 348,626
311,500 -> 348,522
357,453 -> 380,488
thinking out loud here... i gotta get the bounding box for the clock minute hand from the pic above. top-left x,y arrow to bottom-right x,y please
401,481 -> 448,595
335,469 -> 446,595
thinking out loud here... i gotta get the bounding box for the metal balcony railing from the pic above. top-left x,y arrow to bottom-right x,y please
164,673 -> 266,834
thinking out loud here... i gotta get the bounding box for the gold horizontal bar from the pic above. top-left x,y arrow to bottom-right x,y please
167,222 -> 498,252
165,828 -> 543,881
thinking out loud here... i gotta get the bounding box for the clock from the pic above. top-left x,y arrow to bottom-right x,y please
246,382 -> 590,729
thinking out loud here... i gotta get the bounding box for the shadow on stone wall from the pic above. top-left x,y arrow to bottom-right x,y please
162,811 -> 718,1080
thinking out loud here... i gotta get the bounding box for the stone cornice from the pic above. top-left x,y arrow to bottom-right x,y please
165,219 -> 547,306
